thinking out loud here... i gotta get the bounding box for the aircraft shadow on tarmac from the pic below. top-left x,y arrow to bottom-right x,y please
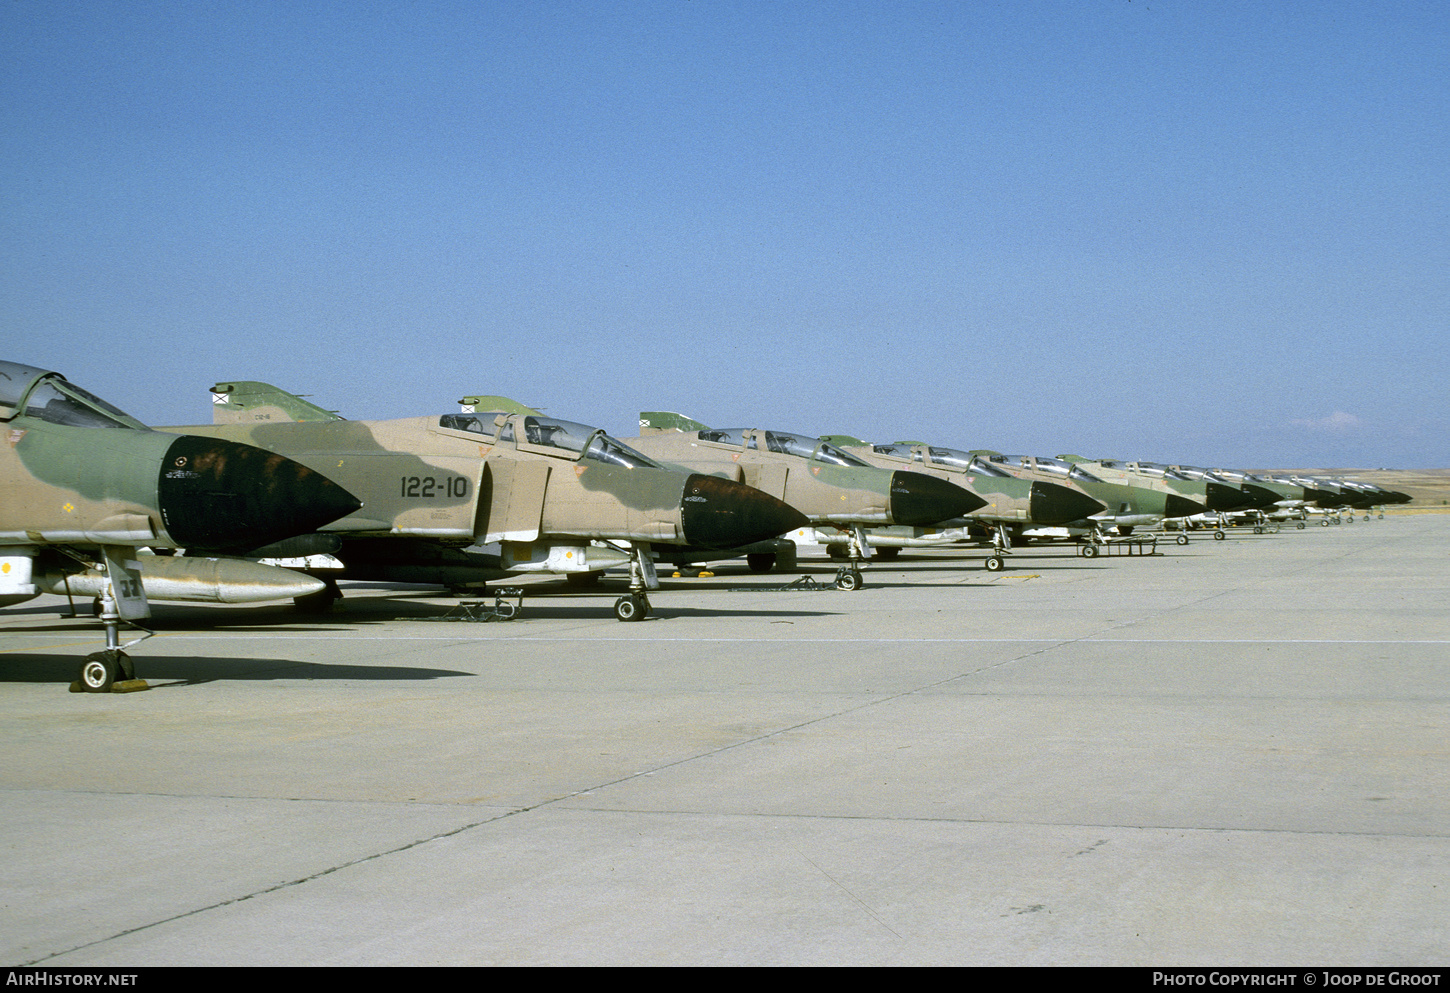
4,653 -> 470,686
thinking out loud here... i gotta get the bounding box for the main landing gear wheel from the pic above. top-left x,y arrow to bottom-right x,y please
984,555 -> 1005,572
835,568 -> 864,591
1176,534 -> 1189,545
1213,530 -> 1226,540
613,594 -> 649,622
1081,544 -> 1099,558
78,649 -> 129,693
1253,525 -> 1264,534
1297,521 -> 1306,529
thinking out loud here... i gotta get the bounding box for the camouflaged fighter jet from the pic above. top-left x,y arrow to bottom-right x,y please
626,413 -> 985,590
968,453 -> 1208,551
0,361 -> 361,691
176,383 -> 806,621
1281,474 -> 1407,525
1332,478 -> 1410,518
1131,463 -> 1310,534
1063,458 -> 1219,526
816,436 -> 1106,571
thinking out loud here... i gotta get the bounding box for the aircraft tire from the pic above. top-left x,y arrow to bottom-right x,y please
614,595 -> 645,622
294,589 -> 339,613
79,650 -> 123,693
1297,522 -> 1305,529
984,556 -> 1005,572
1081,544 -> 1098,558
746,553 -> 776,573
835,570 -> 864,591
1214,530 -> 1226,540
1176,534 -> 1189,545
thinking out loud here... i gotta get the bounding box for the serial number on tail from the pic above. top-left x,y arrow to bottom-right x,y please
401,476 -> 470,499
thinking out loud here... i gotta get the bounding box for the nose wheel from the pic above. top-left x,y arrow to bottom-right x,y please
70,561 -> 152,693
613,593 -> 651,621
834,567 -> 864,591
75,649 -> 133,693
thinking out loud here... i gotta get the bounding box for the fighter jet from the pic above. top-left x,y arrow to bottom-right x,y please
625,413 -> 985,589
970,453 -> 1208,549
1137,464 -> 1315,533
1283,474 -> 1401,524
0,361 -> 362,691
817,437 -> 1105,571
1334,478 -> 1410,518
175,384 -> 807,621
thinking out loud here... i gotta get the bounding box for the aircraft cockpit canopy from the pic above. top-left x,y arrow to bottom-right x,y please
923,446 -> 974,471
438,413 -> 663,469
698,428 -> 873,467
1016,455 -> 1104,483
965,456 -> 1013,477
0,361 -> 146,429
871,443 -> 980,472
1129,461 -> 1194,481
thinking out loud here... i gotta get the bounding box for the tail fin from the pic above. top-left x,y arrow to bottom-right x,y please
638,411 -> 710,435
210,382 -> 343,424
458,395 -> 541,416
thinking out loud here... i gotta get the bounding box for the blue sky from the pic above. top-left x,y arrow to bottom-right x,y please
3,1 -> 1446,468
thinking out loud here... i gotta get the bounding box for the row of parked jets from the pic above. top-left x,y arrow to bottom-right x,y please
0,360 -> 1410,693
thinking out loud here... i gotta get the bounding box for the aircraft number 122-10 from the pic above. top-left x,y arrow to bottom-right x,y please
401,476 -> 469,499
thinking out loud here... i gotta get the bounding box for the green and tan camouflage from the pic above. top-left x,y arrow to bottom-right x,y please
211,380 -> 344,424
0,361 -> 362,690
627,413 -> 984,587
813,437 -> 1106,569
632,414 -> 982,528
174,384 -> 807,618
823,438 -> 1105,528
1056,457 -> 1216,525
974,453 -> 1206,532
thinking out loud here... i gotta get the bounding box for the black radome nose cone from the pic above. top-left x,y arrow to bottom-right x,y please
889,471 -> 985,526
1029,481 -> 1106,525
157,435 -> 362,551
1205,481 -> 1254,512
1241,483 -> 1285,509
680,473 -> 809,548
1164,493 -> 1208,519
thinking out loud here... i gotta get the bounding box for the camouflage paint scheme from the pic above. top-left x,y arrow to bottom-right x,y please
168,384 -> 806,594
628,413 -> 983,530
823,438 -> 1105,528
971,453 -> 1207,531
0,361 -> 361,690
